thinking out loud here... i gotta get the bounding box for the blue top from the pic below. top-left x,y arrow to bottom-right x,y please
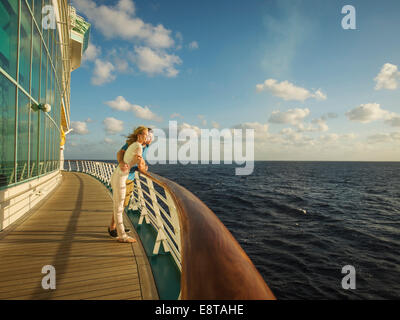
121,143 -> 148,180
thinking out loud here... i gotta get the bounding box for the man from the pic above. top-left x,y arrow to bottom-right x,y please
108,128 -> 153,238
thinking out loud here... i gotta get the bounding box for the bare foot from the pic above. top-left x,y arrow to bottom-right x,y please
118,237 -> 137,243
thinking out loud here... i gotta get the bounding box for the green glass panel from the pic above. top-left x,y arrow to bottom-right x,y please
17,90 -> 30,182
0,0 -> 18,79
49,29 -> 54,66
46,55 -> 51,110
39,112 -> 45,174
31,24 -> 40,101
33,0 -> 42,28
46,116 -> 51,172
40,42 -> 46,102
55,126 -> 60,163
0,73 -> 16,187
54,85 -> 61,129
41,0 -> 50,51
30,98 -> 38,178
26,0 -> 33,11
51,124 -> 55,171
19,0 -> 32,92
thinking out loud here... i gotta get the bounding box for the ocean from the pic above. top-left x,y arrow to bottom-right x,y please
145,161 -> 400,299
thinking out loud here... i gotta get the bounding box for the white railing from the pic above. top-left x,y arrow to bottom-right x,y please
66,160 -> 182,270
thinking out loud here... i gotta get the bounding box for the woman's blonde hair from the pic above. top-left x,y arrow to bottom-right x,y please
126,126 -> 148,146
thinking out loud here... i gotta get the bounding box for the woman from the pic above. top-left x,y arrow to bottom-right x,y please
108,126 -> 148,243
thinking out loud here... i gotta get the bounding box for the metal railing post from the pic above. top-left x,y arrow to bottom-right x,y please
136,172 -> 150,225
147,178 -> 170,255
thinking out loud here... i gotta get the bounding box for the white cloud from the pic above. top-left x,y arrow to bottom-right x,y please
211,121 -> 220,129
346,103 -> 400,127
310,118 -> 329,132
231,122 -> 269,141
105,96 -> 162,122
295,118 -> 329,133
342,133 -> 357,140
367,132 -> 400,144
91,59 -> 116,86
107,48 -> 134,74
82,42 -> 101,62
71,121 -> 89,135
104,137 -> 114,144
178,122 -> 202,136
279,128 -> 314,147
188,41 -> 199,50
374,63 -> 400,90
269,108 -> 310,125
320,133 -> 339,143
72,0 -> 175,49
345,103 -> 391,123
197,115 -> 207,126
385,116 -> 400,127
103,117 -> 124,134
133,46 -> 182,77
256,79 -> 327,101
170,113 -> 183,119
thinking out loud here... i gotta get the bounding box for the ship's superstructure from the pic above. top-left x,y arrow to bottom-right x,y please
0,0 -> 89,231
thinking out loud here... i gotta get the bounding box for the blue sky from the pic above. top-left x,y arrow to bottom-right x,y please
66,0 -> 400,160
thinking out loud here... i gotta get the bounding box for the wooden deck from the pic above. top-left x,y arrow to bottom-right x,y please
0,172 -> 158,300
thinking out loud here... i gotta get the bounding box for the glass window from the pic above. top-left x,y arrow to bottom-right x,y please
17,90 -> 30,182
27,0 -> 33,11
19,0 -> 32,92
0,73 -> 16,188
53,126 -> 57,169
41,0 -> 50,51
55,85 -> 60,126
30,98 -> 39,178
31,24 -> 41,101
45,117 -> 52,173
39,112 -> 46,175
54,126 -> 59,170
46,55 -> 51,108
40,42 -> 46,102
0,0 -> 18,79
49,29 -> 54,66
33,0 -> 42,29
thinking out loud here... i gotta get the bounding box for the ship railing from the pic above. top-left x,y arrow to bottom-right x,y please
65,160 -> 275,300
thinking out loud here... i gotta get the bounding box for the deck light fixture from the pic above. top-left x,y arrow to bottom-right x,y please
32,103 -> 52,113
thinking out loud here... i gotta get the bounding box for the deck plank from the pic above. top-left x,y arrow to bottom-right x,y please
0,172 -> 158,300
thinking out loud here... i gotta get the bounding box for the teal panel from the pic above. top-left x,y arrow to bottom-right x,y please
0,0 -> 18,79
127,209 -> 181,300
19,0 -> 32,91
0,73 -> 16,188
17,90 -> 30,182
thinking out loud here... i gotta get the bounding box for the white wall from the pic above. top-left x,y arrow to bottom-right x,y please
0,171 -> 62,231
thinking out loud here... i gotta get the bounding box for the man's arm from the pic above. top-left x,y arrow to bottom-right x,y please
137,157 -> 148,174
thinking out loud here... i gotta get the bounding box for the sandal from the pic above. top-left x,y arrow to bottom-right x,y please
118,237 -> 137,243
108,227 -> 117,238
108,227 -> 130,238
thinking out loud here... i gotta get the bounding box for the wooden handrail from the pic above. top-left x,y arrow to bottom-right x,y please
144,172 -> 276,300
